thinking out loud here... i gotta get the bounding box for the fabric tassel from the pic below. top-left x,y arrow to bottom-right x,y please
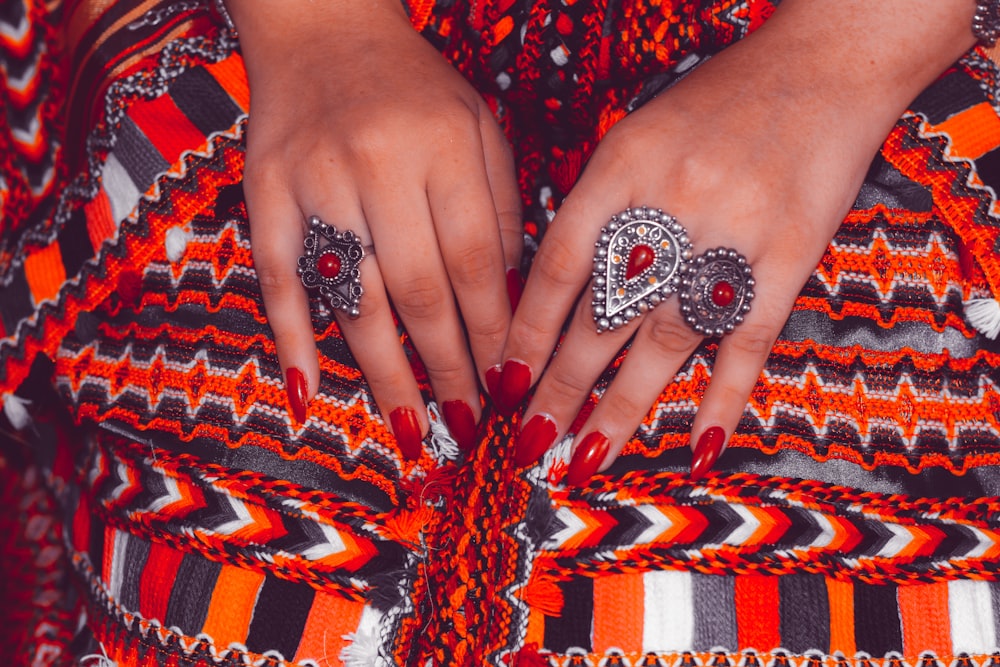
2,393 -> 32,431
965,297 -> 1000,339
339,629 -> 380,667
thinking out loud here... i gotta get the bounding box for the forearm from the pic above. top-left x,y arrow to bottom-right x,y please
752,0 -> 976,144
224,0 -> 413,83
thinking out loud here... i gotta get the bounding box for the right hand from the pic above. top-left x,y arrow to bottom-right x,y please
227,0 -> 523,457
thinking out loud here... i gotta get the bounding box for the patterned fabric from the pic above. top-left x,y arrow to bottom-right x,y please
3,0 -> 1000,665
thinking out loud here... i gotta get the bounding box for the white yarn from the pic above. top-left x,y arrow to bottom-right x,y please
339,606 -> 383,667
966,298 -> 1000,339
79,642 -> 116,666
2,393 -> 31,431
338,629 -> 380,667
164,224 -> 193,262
426,402 -> 461,463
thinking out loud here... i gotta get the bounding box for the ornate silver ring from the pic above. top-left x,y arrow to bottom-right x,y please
591,207 -> 693,333
297,216 -> 368,318
679,247 -> 755,336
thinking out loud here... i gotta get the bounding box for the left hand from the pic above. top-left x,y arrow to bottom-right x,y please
496,0 -> 977,483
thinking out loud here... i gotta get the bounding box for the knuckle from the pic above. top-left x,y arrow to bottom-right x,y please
597,387 -> 647,424
542,362 -> 595,405
420,357 -> 467,387
254,265 -> 301,295
506,313 -> 553,353
448,242 -> 499,287
392,276 -> 449,317
533,234 -> 586,288
464,311 -> 507,344
727,321 -> 776,357
643,315 -> 698,357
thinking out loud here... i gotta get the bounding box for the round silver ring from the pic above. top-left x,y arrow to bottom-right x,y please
678,247 -> 755,336
591,206 -> 693,333
296,216 -> 370,318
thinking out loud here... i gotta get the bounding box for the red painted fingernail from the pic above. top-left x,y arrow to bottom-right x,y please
389,407 -> 424,461
497,359 -> 531,416
442,400 -> 478,451
690,426 -> 726,482
566,431 -> 610,486
485,364 -> 502,400
506,267 -> 524,312
957,240 -> 976,280
514,413 -> 558,467
285,367 -> 309,424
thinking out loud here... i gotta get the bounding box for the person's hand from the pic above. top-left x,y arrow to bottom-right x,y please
228,0 -> 522,456
497,0 -> 976,482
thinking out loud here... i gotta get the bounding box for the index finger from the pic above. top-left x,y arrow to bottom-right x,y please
496,187 -> 626,415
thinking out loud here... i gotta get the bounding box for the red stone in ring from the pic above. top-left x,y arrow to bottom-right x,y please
317,252 -> 342,279
625,244 -> 655,280
711,280 -> 735,307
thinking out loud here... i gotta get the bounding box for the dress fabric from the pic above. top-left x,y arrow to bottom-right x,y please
3,0 -> 1000,665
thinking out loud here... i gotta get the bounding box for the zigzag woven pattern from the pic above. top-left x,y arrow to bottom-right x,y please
4,0 -> 1000,665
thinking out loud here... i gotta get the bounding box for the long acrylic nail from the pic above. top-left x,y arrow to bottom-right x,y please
285,367 -> 309,424
389,407 -> 424,461
497,359 -> 531,416
515,413 -> 558,467
690,426 -> 726,481
506,267 -> 524,312
566,431 -> 610,486
442,400 -> 478,451
485,364 -> 502,400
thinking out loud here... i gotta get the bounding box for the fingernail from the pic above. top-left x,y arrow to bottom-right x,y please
389,407 -> 424,461
485,364 -> 502,400
690,426 -> 726,482
514,413 -> 558,467
285,367 -> 309,424
497,359 -> 531,416
506,267 -> 524,312
442,400 -> 478,451
566,431 -> 610,486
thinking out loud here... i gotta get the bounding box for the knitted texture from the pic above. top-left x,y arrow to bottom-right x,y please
3,1 -> 1000,665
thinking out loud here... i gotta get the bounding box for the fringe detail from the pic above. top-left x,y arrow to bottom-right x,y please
427,401 -> 461,463
79,642 -> 117,666
339,625 -> 381,666
2,393 -> 32,431
523,571 -> 564,617
965,297 -> 1000,339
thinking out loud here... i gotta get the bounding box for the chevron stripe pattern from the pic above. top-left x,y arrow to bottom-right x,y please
5,1 -> 1000,666
84,434 -> 411,600
533,469 -> 1000,582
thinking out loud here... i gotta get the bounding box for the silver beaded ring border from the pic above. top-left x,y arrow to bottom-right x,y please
297,216 -> 366,318
591,206 -> 693,333
678,247 -> 755,337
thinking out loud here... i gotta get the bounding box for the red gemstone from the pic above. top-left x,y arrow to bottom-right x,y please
711,280 -> 735,307
317,252 -> 342,279
625,244 -> 655,280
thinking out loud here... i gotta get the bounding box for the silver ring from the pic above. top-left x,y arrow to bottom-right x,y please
679,247 -> 755,336
591,206 -> 693,333
297,216 -> 368,318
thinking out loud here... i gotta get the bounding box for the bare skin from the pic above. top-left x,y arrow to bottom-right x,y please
228,0 -> 522,451
227,0 -> 977,468
503,0 -> 977,479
